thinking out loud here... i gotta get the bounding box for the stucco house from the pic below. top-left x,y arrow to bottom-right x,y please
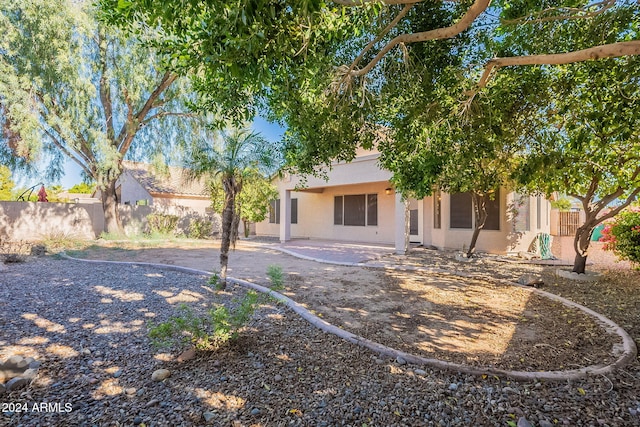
114,161 -> 211,215
255,148 -> 552,255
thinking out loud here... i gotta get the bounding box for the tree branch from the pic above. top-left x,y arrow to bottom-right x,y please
141,111 -> 195,125
346,3 -> 414,76
502,0 -> 616,25
98,31 -> 115,142
41,128 -> 93,178
344,0 -> 490,78
332,0 -> 423,5
117,71 -> 177,156
472,40 -> 640,94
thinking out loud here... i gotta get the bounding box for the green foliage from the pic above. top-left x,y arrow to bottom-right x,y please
0,0 -> 200,232
207,272 -> 222,290
188,218 -> 213,239
601,208 -> 640,266
550,198 -> 572,212
0,166 -> 14,201
68,182 -> 95,194
266,264 -> 284,290
148,291 -> 260,350
146,213 -> 179,235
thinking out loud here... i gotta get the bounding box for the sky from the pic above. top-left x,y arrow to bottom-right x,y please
13,116 -> 285,190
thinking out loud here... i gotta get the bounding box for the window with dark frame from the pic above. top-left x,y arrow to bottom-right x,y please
514,194 -> 530,232
450,192 -> 473,229
434,189 -> 441,229
291,198 -> 298,224
269,198 -> 297,224
334,196 -> 343,225
367,194 -> 378,226
334,194 -> 377,226
483,189 -> 501,231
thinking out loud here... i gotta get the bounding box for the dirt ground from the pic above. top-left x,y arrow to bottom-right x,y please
66,239 -> 625,372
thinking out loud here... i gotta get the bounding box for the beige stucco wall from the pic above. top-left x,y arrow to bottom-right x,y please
152,195 -> 212,215
0,201 -> 103,241
256,182 -> 395,243
0,201 -> 213,242
421,191 -> 551,254
256,150 -> 553,254
117,171 -> 153,206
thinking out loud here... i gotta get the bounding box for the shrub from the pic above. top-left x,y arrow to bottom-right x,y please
147,213 -> 179,235
189,218 -> 213,239
148,291 -> 260,351
601,208 -> 640,265
267,264 -> 284,290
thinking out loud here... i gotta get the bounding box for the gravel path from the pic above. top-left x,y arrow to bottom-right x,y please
1,257 -> 640,426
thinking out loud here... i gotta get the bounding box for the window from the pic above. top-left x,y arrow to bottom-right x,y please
269,198 -> 297,224
536,196 -> 542,230
291,198 -> 298,224
269,199 -> 280,224
334,196 -> 343,225
450,192 -> 473,229
483,189 -> 501,231
367,194 -> 377,226
433,189 -> 441,229
410,209 -> 419,235
334,194 -> 377,226
514,194 -> 530,232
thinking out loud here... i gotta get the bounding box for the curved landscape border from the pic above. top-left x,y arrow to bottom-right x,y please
60,252 -> 637,382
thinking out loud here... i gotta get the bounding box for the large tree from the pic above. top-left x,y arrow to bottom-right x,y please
186,127 -> 277,289
0,0 -> 197,233
98,1 -> 640,170
511,57 -> 640,274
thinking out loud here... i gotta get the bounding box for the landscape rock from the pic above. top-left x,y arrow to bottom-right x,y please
395,356 -> 407,365
6,377 -> 28,391
517,417 -> 533,427
151,369 -> 171,382
203,411 -> 215,424
518,274 -> 544,287
177,348 -> 196,363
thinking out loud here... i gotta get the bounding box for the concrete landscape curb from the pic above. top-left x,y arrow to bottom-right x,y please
60,252 -> 637,382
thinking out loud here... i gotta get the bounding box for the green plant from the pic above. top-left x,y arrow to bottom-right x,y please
147,213 -> 179,235
266,264 -> 284,290
207,271 -> 222,290
189,218 -> 213,239
550,197 -> 572,211
601,207 -> 640,266
148,291 -> 260,350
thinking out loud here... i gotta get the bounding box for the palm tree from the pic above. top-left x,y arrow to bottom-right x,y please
187,127 -> 276,289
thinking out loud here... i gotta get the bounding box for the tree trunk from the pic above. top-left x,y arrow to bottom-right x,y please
467,192 -> 488,258
219,188 -> 235,290
219,176 -> 241,290
100,179 -> 123,235
572,223 -> 595,274
243,220 -> 250,238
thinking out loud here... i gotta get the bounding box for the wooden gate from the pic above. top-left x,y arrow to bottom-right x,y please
558,211 -> 580,236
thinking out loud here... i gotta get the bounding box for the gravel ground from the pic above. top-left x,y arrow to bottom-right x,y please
1,256 -> 639,426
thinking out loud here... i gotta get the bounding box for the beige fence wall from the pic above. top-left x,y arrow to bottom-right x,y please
0,201 -> 104,241
0,201 -> 184,242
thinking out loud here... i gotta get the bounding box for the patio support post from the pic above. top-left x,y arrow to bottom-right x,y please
280,189 -> 291,243
394,192 -> 408,255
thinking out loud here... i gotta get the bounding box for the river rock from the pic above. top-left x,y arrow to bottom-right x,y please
152,369 -> 171,382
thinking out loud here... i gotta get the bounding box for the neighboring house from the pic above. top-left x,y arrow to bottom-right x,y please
255,149 -> 552,255
114,161 -> 211,215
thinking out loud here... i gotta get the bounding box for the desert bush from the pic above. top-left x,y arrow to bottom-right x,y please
601,207 -> 640,265
189,218 -> 213,239
267,264 -> 284,290
148,291 -> 260,350
147,213 -> 179,235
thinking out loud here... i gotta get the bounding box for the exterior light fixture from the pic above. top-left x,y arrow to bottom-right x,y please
385,188 -> 393,195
